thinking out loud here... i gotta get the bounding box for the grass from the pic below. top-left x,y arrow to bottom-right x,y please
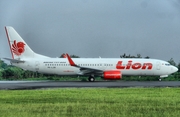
0,88 -> 180,117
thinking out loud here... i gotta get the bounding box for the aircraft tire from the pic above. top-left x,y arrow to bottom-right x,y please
88,77 -> 95,82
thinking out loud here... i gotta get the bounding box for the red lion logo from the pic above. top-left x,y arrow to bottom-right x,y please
12,40 -> 25,56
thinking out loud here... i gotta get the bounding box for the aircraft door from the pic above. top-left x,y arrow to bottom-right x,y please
35,61 -> 40,71
156,61 -> 161,70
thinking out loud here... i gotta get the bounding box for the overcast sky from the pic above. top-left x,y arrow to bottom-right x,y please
0,0 -> 180,63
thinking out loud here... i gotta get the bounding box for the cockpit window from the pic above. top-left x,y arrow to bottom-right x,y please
165,63 -> 171,66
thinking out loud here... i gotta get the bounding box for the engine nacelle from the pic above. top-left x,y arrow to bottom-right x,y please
103,70 -> 122,80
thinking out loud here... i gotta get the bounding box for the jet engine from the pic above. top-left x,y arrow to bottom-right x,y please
103,70 -> 122,80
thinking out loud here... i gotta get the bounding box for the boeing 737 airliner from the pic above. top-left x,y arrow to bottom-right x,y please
4,26 -> 178,81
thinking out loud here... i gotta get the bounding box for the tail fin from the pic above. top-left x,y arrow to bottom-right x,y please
5,26 -> 49,59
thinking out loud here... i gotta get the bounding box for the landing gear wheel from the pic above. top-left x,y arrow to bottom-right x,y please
159,78 -> 161,81
88,77 -> 95,82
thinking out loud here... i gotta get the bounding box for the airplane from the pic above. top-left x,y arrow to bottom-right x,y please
4,26 -> 178,81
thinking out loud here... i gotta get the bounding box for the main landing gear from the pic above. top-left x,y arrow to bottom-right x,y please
88,75 -> 95,82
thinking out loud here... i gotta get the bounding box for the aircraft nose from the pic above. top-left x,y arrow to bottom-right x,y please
172,66 -> 178,73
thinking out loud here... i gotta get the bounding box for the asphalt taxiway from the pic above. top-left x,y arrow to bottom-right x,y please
0,81 -> 180,90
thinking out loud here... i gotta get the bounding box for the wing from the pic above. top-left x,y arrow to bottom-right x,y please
66,54 -> 103,75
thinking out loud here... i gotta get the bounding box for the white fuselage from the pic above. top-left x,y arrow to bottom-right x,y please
12,58 -> 177,77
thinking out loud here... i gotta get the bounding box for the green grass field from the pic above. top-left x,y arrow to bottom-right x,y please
0,88 -> 180,117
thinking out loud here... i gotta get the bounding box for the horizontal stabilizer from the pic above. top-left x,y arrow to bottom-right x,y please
3,58 -> 25,63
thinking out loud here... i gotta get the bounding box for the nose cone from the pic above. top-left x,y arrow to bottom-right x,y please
172,66 -> 178,73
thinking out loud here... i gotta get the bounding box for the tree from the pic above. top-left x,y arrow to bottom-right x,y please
137,54 -> 142,58
70,55 -> 80,58
0,71 -> 2,78
0,60 -> 8,69
3,67 -> 23,79
144,56 -> 150,59
59,53 -> 80,58
120,53 -> 126,58
13,67 -> 23,79
120,53 -> 144,58
168,58 -> 176,66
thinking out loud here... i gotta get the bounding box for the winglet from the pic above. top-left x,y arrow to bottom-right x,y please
66,53 -> 77,66
62,54 -> 67,58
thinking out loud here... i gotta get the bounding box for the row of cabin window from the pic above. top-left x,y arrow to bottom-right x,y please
45,64 -> 70,66
45,64 -> 113,66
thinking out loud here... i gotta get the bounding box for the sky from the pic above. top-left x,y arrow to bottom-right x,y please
0,0 -> 180,64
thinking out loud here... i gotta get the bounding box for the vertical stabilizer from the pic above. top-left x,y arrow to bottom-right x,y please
5,26 -> 49,59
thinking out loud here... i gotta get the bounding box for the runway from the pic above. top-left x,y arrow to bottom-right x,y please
0,81 -> 180,90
